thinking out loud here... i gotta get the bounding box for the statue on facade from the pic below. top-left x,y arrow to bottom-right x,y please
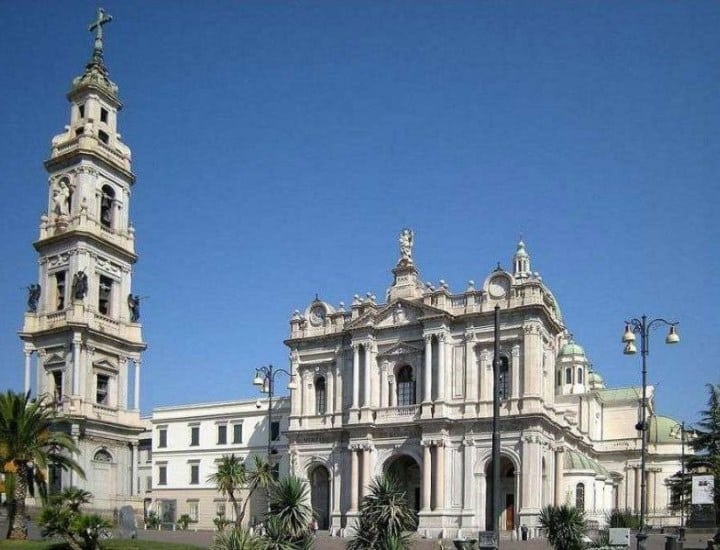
127,294 -> 141,322
52,180 -> 70,217
398,228 -> 414,263
72,271 -> 88,300
27,284 -> 41,312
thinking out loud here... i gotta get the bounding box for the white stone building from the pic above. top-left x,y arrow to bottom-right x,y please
149,398 -> 290,530
285,232 -> 687,538
18,12 -> 146,513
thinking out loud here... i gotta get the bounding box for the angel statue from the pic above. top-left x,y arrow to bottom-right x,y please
399,228 -> 414,263
127,294 -> 141,322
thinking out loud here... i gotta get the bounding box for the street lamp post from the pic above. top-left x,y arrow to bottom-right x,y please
622,316 -> 680,550
670,421 -> 694,541
253,365 -> 296,462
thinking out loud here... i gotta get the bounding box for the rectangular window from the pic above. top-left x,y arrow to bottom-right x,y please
98,130 -> 109,144
271,421 -> 280,442
233,424 -> 242,444
217,425 -> 227,445
146,476 -> 152,492
158,465 -> 167,486
100,108 -> 108,123
96,374 -> 109,405
189,463 -> 199,485
215,502 -> 226,518
55,271 -> 66,310
158,428 -> 167,448
190,426 -> 199,446
98,276 -> 112,315
187,501 -> 198,522
52,370 -> 63,401
78,104 -> 85,118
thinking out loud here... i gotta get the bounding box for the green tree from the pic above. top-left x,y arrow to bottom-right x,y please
39,487 -> 111,550
538,505 -> 586,550
347,474 -> 417,550
690,383 -> 720,527
0,390 -> 84,540
208,454 -> 274,529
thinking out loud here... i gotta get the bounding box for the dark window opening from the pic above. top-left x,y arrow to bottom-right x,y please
557,370 -> 562,387
100,185 -> 115,228
498,356 -> 510,400
565,368 -> 572,385
98,130 -> 109,144
96,374 -> 109,405
75,127 -> 84,136
158,429 -> 167,448
100,108 -> 108,123
315,377 -> 326,415
55,271 -> 66,310
233,424 -> 242,444
78,104 -> 85,118
190,464 -> 199,485
190,426 -> 199,446
576,483 -> 585,511
52,370 -> 63,402
217,425 -> 227,445
577,368 -> 584,384
98,275 -> 112,315
158,466 -> 167,485
271,421 -> 280,442
397,365 -> 416,406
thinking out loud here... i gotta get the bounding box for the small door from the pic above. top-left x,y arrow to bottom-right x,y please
505,494 -> 515,530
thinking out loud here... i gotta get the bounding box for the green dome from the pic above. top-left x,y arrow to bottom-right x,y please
588,371 -> 604,385
564,450 -> 609,477
648,415 -> 681,444
559,342 -> 585,357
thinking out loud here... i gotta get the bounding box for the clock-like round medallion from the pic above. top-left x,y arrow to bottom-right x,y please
309,305 -> 326,326
488,276 -> 510,298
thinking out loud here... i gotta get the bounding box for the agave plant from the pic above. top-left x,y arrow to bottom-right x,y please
211,527 -> 264,550
267,475 -> 313,542
538,504 -> 587,550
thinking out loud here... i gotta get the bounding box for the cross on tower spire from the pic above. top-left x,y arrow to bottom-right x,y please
88,8 -> 112,64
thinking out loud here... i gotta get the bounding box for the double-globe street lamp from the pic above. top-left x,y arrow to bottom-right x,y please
622,316 -> 680,549
253,365 -> 297,462
669,421 -> 695,541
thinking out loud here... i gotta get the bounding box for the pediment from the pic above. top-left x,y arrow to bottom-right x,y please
374,298 -> 445,328
93,359 -> 118,373
44,353 -> 66,367
377,341 -> 424,358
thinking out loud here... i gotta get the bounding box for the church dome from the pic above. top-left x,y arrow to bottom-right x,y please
559,342 -> 585,357
648,415 -> 681,444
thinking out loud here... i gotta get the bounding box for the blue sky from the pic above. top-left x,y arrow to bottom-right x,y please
0,1 -> 718,424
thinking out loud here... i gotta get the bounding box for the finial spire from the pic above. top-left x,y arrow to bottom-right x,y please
88,8 -> 113,66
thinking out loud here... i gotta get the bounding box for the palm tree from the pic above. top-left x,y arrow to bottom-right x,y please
207,454 -> 247,529
0,390 -> 84,540
348,474 -> 417,550
237,455 -> 274,527
538,504 -> 586,550
267,475 -> 313,541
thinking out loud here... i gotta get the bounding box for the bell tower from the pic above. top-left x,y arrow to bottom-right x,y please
19,9 -> 146,510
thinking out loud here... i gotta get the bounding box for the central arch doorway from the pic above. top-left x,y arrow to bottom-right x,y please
385,454 -> 421,520
485,456 -> 516,531
309,465 -> 330,530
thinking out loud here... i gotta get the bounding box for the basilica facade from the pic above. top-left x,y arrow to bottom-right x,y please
284,233 -> 686,539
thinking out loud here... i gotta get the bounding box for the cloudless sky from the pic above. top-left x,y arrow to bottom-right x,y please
0,1 -> 718,425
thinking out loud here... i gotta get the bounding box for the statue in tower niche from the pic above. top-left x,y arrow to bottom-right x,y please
52,180 -> 70,217
127,294 -> 141,322
399,228 -> 414,264
27,284 -> 41,312
72,271 -> 88,300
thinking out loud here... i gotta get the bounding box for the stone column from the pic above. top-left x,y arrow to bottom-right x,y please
134,360 -> 141,410
435,442 -> 445,511
480,350 -> 491,401
352,344 -> 360,409
388,374 -> 396,407
462,439 -> 474,511
362,446 -> 372,498
369,343 -> 378,408
332,460 -> 341,516
363,344 -> 372,408
464,336 -> 476,403
334,355 -> 343,414
647,469 -> 656,513
380,361 -> 388,408
24,350 -> 33,394
522,323 -> 542,399
522,434 -> 541,511
554,447 -> 564,506
511,345 -> 521,400
350,447 -> 359,511
130,442 -> 137,496
290,350 -> 301,417
437,333 -> 446,401
326,368 -> 334,416
422,443 -> 432,511
72,334 -> 81,396
423,336 -> 432,402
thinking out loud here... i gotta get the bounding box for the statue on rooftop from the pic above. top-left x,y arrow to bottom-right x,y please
399,228 -> 414,263
27,284 -> 41,312
127,294 -> 141,322
72,271 -> 88,300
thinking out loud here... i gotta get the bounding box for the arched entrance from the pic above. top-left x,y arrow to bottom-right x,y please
385,455 -> 421,516
484,456 -> 516,531
309,465 -> 330,530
